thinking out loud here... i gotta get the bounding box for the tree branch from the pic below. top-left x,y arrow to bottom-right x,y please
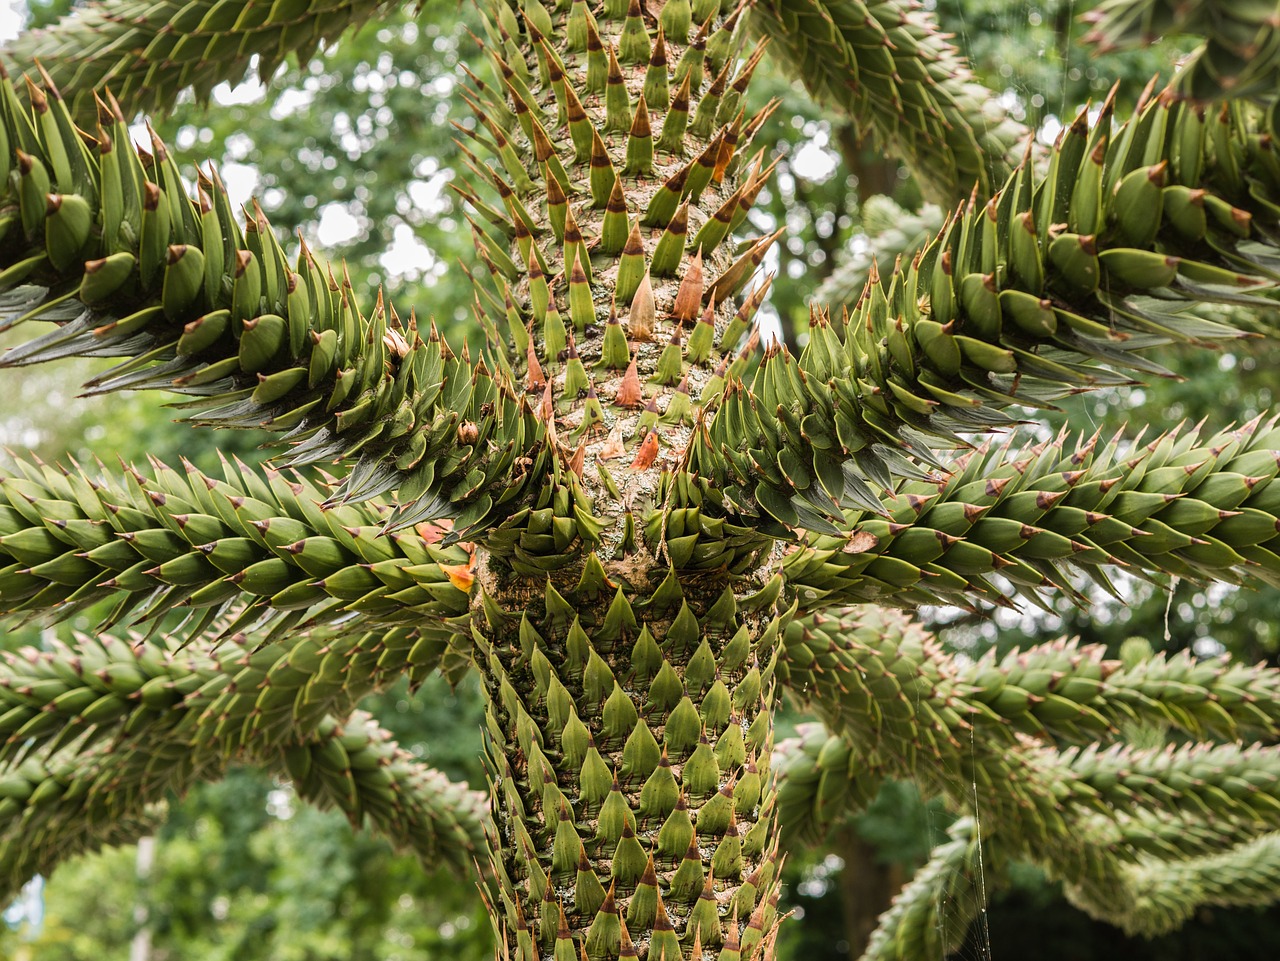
781,417 -> 1280,610
0,71 -> 544,529
753,0 -> 1033,204
700,91 -> 1280,535
0,0 -> 395,123
0,453 -> 473,638
0,626 -> 487,899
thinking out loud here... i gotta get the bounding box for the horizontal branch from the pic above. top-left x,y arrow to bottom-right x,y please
777,605 -> 1280,933
0,71 -> 543,529
0,453 -> 471,636
0,626 -> 486,899
781,418 -> 1280,610
753,0 -> 1032,203
0,618 -> 468,769
1068,831 -> 1280,937
1,0 -> 393,123
780,605 -> 1280,772
287,710 -> 493,870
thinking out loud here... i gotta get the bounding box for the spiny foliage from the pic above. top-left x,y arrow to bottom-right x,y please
1,1 -> 1280,959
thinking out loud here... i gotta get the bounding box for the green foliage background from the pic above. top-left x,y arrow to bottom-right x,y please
3,1 -> 1280,958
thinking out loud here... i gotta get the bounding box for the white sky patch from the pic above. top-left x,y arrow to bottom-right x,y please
1,2 -> 26,42
1038,114 -> 1064,145
790,132 -> 839,183
211,75 -> 267,107
317,202 -> 363,246
380,223 -> 436,279
221,162 -> 261,212
271,86 -> 314,119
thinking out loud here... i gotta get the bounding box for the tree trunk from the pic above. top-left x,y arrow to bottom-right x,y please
458,2 -> 786,956
833,826 -> 902,957
474,555 -> 783,957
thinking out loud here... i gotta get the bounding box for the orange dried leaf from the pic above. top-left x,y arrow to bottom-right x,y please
671,248 -> 704,321
440,562 -> 475,591
630,430 -> 659,470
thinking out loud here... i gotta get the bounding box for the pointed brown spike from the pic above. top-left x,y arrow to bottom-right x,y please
23,74 -> 49,114
565,203 -> 586,250
628,271 -> 655,341
630,95 -> 652,139
563,81 -> 593,162
639,852 -> 658,887
732,39 -> 768,96
530,118 -> 558,164
740,97 -> 780,158
590,126 -> 618,207
606,176 -> 628,215
616,353 -> 645,408
625,96 -> 654,174
671,248 -> 705,322
539,380 -> 555,424
526,333 -> 546,391
619,916 -> 638,958
654,890 -> 675,930
650,24 -> 669,70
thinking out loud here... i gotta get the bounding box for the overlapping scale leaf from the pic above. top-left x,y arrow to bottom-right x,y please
284,710 -> 492,870
781,414 -> 1280,611
772,722 -> 884,847
709,92 -> 1280,535
0,453 -> 472,638
0,618 -> 456,769
754,0 -> 1032,204
1081,0 -> 1280,99
639,470 -> 778,573
0,74 -> 543,527
1,0 -> 393,122
780,606 -> 1280,852
0,734 -> 199,902
780,606 -> 1280,772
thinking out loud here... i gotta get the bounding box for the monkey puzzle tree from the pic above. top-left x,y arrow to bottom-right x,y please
4,1 -> 1280,959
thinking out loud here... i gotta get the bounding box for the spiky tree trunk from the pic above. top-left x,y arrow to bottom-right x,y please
460,2 -> 788,955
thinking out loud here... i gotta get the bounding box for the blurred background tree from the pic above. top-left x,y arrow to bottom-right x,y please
3,0 -> 1279,958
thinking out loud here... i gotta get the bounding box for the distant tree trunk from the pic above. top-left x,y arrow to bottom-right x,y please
834,825 -> 904,956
